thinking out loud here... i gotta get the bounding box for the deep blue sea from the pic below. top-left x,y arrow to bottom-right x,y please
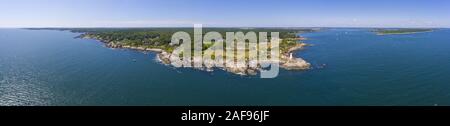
1,28 -> 450,106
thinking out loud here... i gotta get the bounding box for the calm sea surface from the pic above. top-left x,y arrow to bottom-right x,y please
1,28 -> 450,106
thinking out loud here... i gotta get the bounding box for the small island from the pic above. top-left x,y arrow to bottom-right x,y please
28,28 -> 318,75
373,28 -> 434,35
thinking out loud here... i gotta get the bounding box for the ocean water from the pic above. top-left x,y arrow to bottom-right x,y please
1,28 -> 450,106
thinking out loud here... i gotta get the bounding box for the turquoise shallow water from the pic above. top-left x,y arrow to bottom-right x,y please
1,28 -> 450,106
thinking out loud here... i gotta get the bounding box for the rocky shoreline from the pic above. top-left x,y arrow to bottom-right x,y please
280,43 -> 311,70
81,34 -> 311,76
157,42 -> 311,75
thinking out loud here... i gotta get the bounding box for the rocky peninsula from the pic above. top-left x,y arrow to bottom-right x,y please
80,33 -> 311,76
28,28 -> 318,76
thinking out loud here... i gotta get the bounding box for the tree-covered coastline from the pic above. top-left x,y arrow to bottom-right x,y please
28,28 -> 318,53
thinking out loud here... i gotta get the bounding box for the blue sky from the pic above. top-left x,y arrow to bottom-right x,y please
0,0 -> 449,28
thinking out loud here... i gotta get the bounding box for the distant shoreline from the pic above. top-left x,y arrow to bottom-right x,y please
374,28 -> 435,35
376,30 -> 434,35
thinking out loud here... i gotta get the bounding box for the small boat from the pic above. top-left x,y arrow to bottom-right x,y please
317,64 -> 327,69
132,59 -> 137,62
